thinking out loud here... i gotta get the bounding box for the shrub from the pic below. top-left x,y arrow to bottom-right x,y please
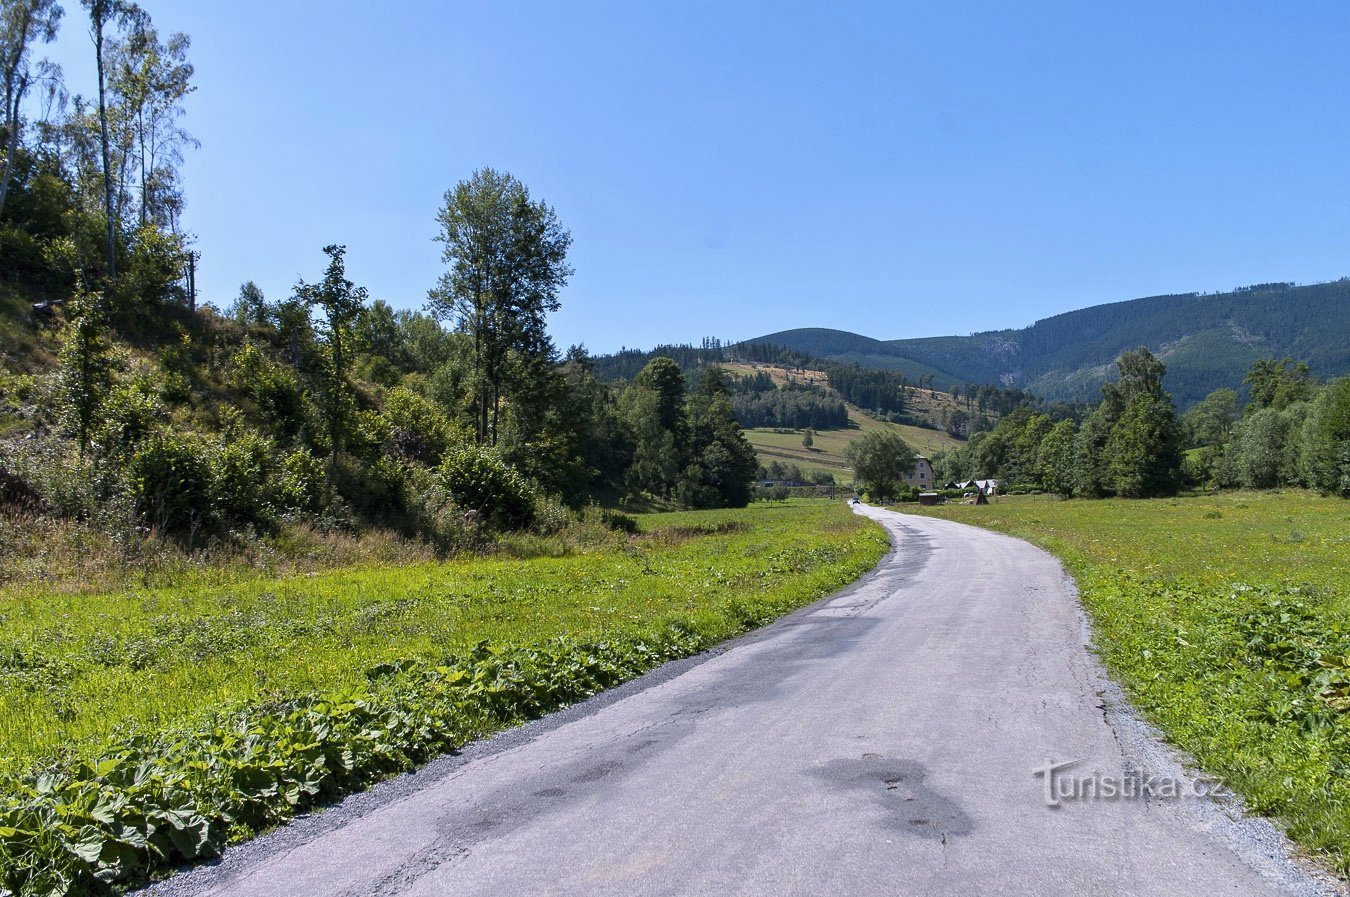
274,448 -> 328,517
380,386 -> 457,464
229,343 -> 307,444
156,345 -> 193,405
581,505 -> 638,534
213,428 -> 278,527
437,445 -> 535,529
531,494 -> 573,535
126,434 -> 215,538
96,382 -> 166,459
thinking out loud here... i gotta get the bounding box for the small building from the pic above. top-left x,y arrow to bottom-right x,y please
902,456 -> 934,489
970,479 -> 1000,495
944,478 -> 1000,495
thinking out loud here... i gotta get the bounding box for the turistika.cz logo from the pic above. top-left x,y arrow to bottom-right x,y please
1032,759 -> 1231,807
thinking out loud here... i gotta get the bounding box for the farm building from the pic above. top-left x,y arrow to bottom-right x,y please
943,478 -> 1001,494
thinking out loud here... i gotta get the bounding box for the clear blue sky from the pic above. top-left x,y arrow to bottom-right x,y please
41,1 -> 1350,352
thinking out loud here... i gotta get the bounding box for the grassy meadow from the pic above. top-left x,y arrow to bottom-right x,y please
907,491 -> 1350,871
0,499 -> 885,778
746,404 -> 962,482
721,361 -> 963,479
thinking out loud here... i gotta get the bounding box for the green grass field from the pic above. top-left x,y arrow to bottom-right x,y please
906,491 -> 1350,871
0,500 -> 886,777
746,405 -> 963,482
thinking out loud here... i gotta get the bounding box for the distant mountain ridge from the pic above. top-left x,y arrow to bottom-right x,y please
748,280 -> 1350,408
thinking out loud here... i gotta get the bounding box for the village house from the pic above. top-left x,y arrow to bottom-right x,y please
903,456 -> 935,489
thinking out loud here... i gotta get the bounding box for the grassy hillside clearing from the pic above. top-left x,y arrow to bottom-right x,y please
0,500 -> 885,895
722,361 -> 829,388
906,491 -> 1350,872
745,402 -> 963,482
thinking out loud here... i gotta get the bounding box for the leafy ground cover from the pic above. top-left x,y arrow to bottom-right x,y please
0,499 -> 885,895
906,491 -> 1350,873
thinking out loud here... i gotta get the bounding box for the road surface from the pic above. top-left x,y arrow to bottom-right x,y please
146,506 -> 1339,897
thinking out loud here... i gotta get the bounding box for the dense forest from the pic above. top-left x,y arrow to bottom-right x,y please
0,2 -> 761,555
754,281 -> 1350,408
728,372 -> 848,430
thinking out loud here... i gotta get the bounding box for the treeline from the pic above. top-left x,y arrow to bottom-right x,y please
1181,359 -> 1350,494
931,349 -> 1350,498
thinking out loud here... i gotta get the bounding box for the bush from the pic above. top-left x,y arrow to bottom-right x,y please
0,226 -> 48,283
229,344 -> 307,444
97,382 -> 166,458
437,445 -> 535,529
531,494 -> 573,535
213,428 -> 278,528
274,449 -> 327,516
380,386 -> 457,465
126,434 -> 215,538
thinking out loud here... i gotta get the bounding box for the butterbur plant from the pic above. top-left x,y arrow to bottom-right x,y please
0,627 -> 725,896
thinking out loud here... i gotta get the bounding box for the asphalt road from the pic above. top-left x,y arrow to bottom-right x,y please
145,506 -> 1341,897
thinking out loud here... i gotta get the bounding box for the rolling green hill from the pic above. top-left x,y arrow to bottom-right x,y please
750,280 -> 1350,408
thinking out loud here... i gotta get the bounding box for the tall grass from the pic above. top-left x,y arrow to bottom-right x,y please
0,499 -> 886,777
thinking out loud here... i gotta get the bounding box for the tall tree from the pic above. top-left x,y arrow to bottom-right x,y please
1036,419 -> 1078,496
1105,393 -> 1185,497
107,16 -> 193,229
428,168 -> 572,446
621,356 -> 688,497
295,244 -> 367,464
81,0 -> 137,279
1079,347 -> 1184,497
682,368 -> 758,508
1300,377 -> 1350,497
1244,358 -> 1314,412
1183,387 -> 1238,448
0,0 -> 61,217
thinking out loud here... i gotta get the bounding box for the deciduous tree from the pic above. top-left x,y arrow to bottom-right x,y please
844,429 -> 916,501
295,244 -> 367,465
0,0 -> 61,217
428,168 -> 572,446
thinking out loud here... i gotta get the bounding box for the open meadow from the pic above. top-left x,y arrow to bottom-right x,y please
0,500 -> 885,775
0,500 -> 886,893
746,405 -> 962,482
906,491 -> 1350,872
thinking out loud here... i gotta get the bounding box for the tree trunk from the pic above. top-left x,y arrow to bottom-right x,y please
490,379 -> 500,447
0,74 -> 25,218
138,107 -> 147,227
94,10 -> 117,279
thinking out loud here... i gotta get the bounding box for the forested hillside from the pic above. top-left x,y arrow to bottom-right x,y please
752,281 -> 1350,408
0,2 -> 763,570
